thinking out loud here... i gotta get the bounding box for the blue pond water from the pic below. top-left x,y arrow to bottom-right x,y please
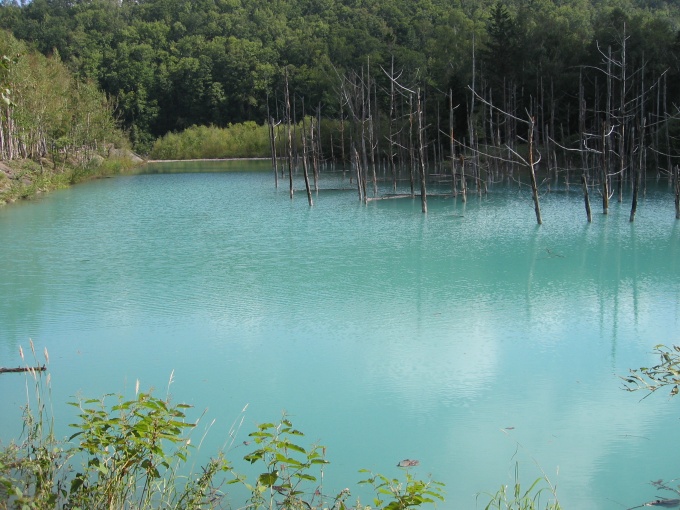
0,160 -> 679,509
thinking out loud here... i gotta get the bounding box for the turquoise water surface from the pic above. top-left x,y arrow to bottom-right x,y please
1,161 -> 679,509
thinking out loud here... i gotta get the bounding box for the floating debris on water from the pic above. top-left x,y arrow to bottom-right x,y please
397,459 -> 420,468
627,498 -> 680,509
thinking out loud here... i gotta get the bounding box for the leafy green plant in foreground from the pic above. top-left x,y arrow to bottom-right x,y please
477,463 -> 560,510
1,370 -> 231,509
231,417 -> 445,510
230,418 -> 338,509
0,346 -> 444,510
65,385 -> 230,509
357,470 -> 445,510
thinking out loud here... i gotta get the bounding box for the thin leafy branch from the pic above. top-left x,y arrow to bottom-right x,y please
622,344 -> 680,399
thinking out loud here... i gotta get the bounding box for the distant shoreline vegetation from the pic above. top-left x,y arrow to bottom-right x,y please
148,120 -> 341,161
148,123 -> 272,160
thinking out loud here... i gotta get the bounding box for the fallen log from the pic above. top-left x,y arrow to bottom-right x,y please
0,365 -> 46,374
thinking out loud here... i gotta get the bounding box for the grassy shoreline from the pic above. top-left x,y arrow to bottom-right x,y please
0,152 -> 145,207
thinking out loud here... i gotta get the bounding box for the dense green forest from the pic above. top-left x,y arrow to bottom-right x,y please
1,0 -> 679,157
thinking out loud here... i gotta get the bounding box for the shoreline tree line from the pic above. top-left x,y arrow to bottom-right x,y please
1,0 -> 678,158
0,29 -> 132,204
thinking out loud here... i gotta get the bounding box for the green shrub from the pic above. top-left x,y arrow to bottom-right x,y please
149,123 -> 272,160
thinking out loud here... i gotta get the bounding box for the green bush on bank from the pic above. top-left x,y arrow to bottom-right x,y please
148,117 -> 346,161
149,123 -> 272,160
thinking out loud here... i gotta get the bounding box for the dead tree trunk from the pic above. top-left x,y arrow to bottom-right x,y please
665,76 -> 672,183
617,29 -> 628,204
316,105 -> 323,167
582,173 -> 592,222
579,69 -> 590,219
601,121 -> 610,214
449,89 -> 457,196
310,116 -> 319,192
630,119 -> 644,222
269,116 -> 279,188
528,116 -> 543,225
367,60 -> 377,197
301,116 -> 314,206
277,122 -> 285,178
389,57 -> 397,192
408,93 -> 416,197
675,164 -> 679,220
603,45 -> 613,214
417,89 -> 428,213
460,153 -> 467,201
266,94 -> 279,188
353,145 -> 364,202
339,100 -> 346,178
285,71 -> 295,199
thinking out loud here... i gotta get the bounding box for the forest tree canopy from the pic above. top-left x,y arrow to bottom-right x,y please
0,0 -> 678,155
